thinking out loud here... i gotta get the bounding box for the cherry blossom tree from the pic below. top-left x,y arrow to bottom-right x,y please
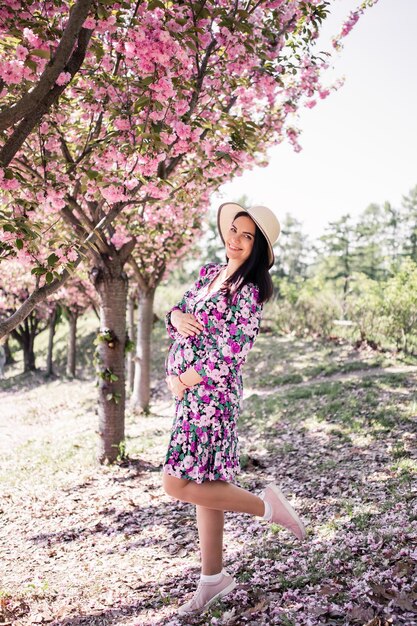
0,0 -> 96,166
59,277 -> 97,378
0,262 -> 51,371
0,0 -> 380,460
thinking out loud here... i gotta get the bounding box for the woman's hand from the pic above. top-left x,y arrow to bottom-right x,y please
171,310 -> 204,338
166,375 -> 187,400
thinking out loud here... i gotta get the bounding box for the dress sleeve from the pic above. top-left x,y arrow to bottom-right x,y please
193,283 -> 263,381
165,263 -> 217,340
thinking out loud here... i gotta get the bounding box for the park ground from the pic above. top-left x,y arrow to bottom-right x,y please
0,318 -> 417,626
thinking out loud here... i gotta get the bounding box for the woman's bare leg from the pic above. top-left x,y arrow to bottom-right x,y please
197,506 -> 224,575
163,474 -> 265,516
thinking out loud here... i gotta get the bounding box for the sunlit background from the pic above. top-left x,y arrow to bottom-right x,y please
214,0 -> 417,239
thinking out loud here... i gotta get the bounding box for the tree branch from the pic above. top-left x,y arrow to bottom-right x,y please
119,238 -> 137,265
0,208 -> 129,338
128,257 -> 149,292
0,0 -> 94,131
0,27 -> 93,167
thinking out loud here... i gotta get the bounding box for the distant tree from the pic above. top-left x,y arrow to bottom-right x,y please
382,201 -> 402,272
59,279 -> 97,378
354,203 -> 385,280
345,272 -> 384,347
382,258 -> 417,354
45,302 -> 62,378
401,185 -> 417,263
273,213 -> 311,284
0,263 -> 50,372
317,214 -> 356,304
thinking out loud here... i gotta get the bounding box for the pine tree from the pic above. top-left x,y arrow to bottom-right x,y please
401,185 -> 417,262
273,213 -> 311,283
354,203 -> 385,280
318,214 -> 356,301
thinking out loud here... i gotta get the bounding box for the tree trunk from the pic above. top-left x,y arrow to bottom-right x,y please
46,306 -> 58,377
22,333 -> 36,372
131,288 -> 155,413
66,309 -> 78,378
126,293 -> 135,393
91,256 -> 128,464
4,337 -> 14,365
11,313 -> 39,373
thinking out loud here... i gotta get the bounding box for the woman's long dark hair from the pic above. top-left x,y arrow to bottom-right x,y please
222,211 -> 274,304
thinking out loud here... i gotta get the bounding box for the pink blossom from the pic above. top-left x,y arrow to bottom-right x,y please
110,231 -> 131,249
114,118 -> 131,131
66,249 -> 78,262
100,185 -> 127,203
83,17 -> 96,29
2,177 -> 20,191
231,341 -> 241,354
0,60 -> 24,85
174,100 -> 190,116
36,189 -> 66,213
160,131 -> 176,145
56,72 -> 71,86
22,27 -> 42,47
15,45 -> 28,61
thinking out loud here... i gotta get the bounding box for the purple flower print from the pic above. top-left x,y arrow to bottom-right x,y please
231,341 -> 241,354
163,263 -> 263,484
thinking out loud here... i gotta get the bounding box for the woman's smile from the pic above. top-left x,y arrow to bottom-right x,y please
225,215 -> 255,264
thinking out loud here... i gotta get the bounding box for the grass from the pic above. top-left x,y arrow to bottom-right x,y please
1,305 -> 417,626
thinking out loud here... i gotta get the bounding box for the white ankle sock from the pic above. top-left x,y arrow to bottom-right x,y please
200,570 -> 224,583
262,499 -> 272,521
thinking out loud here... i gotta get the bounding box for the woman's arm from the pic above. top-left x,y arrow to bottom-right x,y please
171,310 -> 204,338
165,263 -> 216,339
166,366 -> 203,400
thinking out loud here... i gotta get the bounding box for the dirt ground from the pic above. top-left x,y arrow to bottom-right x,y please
1,336 -> 416,626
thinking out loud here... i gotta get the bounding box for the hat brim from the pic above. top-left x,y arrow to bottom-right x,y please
217,202 -> 275,268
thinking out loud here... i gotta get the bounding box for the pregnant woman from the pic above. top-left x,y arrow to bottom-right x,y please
163,202 -> 306,616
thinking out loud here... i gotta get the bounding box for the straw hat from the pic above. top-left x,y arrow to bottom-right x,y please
217,202 -> 281,268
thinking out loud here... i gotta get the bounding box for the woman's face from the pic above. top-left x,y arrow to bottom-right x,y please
225,215 -> 256,265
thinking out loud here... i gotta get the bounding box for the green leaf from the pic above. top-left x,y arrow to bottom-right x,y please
148,0 -> 165,9
15,238 -> 23,250
141,75 -> 155,87
33,267 -> 47,276
30,49 -> 50,59
186,40 -> 198,53
110,374 -> 119,382
134,95 -> 150,112
86,169 -> 100,180
45,272 -> 54,284
25,59 -> 38,72
47,253 -> 59,266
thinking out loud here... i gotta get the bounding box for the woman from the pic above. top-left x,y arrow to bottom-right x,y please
163,202 -> 306,616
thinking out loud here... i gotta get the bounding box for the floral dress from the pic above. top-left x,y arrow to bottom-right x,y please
163,263 -> 263,484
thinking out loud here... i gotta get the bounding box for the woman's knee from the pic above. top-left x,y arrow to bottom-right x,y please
162,473 -> 188,499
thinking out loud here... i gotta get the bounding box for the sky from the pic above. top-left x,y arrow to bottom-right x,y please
212,0 -> 417,240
